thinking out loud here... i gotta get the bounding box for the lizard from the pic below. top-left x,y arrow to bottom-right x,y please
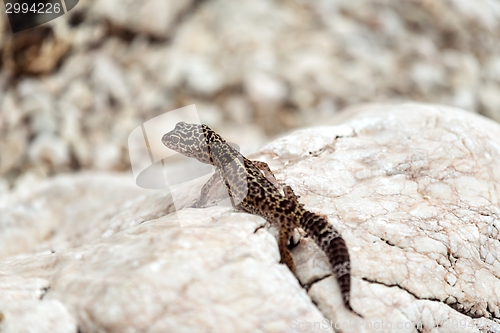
162,121 -> 357,314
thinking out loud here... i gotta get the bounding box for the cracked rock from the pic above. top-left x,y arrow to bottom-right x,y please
1,103 -> 500,332
254,103 -> 500,332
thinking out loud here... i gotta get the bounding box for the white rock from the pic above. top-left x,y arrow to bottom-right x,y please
92,0 -> 195,38
4,83 -> 500,333
0,173 -> 151,259
244,72 -> 287,105
0,126 -> 28,176
0,180 -> 330,332
185,56 -> 225,95
92,55 -> 131,106
253,103 -> 500,330
93,142 -> 121,170
449,0 -> 500,30
29,133 -> 70,170
0,300 -> 77,333
0,275 -> 76,333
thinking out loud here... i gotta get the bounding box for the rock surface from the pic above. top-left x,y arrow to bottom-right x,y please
1,103 -> 500,333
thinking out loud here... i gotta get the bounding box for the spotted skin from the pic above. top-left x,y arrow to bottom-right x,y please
162,121 -> 356,314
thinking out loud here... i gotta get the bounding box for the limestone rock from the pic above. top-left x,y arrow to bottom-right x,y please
254,103 -> 500,332
0,173 -> 152,260
1,104 -> 500,332
91,0 -> 195,38
1,26 -> 69,76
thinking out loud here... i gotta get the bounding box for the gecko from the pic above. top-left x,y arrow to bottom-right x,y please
162,121 -> 357,314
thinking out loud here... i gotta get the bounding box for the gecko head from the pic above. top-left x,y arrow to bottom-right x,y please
162,121 -> 225,164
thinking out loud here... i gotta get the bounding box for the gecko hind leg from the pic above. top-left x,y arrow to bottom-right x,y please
283,185 -> 305,213
282,186 -> 306,254
278,220 -> 296,273
248,163 -> 299,273
287,229 -> 301,250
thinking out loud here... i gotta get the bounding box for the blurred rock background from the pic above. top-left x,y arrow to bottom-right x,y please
0,0 -> 499,190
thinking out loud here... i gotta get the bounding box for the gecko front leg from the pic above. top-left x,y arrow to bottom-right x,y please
251,160 -> 282,190
192,170 -> 222,208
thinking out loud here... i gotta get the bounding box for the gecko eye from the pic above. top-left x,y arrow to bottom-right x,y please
169,135 -> 180,145
162,133 -> 180,147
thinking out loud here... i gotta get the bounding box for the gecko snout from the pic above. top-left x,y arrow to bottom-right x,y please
161,132 -> 180,148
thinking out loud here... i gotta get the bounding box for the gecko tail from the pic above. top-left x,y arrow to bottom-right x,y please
300,210 -> 355,314
282,186 -> 358,315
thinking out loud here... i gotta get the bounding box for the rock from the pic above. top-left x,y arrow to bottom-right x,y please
91,0 -> 195,38
28,132 -> 70,173
244,72 -> 287,106
0,125 -> 28,177
253,103 -> 500,331
0,300 -> 77,333
93,143 -> 122,170
183,55 -> 226,96
92,55 -> 131,107
1,104 -> 500,332
0,175 -> 330,333
1,26 -> 69,76
2,0 -> 500,186
0,173 -> 151,260
0,276 -> 77,333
